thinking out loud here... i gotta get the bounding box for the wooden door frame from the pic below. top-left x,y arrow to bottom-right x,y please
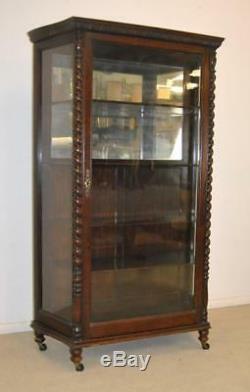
79,31 -> 213,339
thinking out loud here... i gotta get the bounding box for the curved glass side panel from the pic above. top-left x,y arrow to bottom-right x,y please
40,44 -> 73,322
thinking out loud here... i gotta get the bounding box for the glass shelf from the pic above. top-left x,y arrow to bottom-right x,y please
92,101 -> 199,162
93,159 -> 199,166
92,98 -> 200,111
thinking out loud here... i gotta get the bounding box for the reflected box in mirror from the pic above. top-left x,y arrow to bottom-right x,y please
52,65 -> 73,102
153,107 -> 183,160
106,81 -> 123,101
93,70 -> 142,103
51,136 -> 72,159
156,69 -> 184,106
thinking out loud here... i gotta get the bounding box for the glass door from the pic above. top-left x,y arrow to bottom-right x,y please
90,38 -> 202,324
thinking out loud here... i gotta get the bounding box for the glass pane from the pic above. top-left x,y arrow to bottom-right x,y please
91,41 -> 201,322
93,49 -> 201,108
93,70 -> 142,102
92,103 -> 199,161
41,44 -> 73,322
50,50 -> 73,159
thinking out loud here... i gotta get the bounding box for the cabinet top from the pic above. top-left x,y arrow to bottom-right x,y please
28,17 -> 224,49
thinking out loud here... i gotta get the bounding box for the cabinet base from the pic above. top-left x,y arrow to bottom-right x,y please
32,319 -> 210,371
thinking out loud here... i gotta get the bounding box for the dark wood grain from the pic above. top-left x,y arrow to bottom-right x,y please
71,31 -> 84,341
32,45 -> 42,320
70,347 -> 84,371
32,318 -> 210,347
28,16 -> 224,49
81,33 -> 93,337
196,50 -> 217,348
30,17 -> 223,370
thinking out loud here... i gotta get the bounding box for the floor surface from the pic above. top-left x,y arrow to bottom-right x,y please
0,305 -> 250,392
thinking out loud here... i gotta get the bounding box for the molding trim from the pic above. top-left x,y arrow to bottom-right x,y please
28,17 -> 224,49
209,296 -> 250,309
0,322 -> 31,335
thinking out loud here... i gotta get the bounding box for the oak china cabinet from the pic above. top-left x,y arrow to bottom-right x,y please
28,17 -> 223,371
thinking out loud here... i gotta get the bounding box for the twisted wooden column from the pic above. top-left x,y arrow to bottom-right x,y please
199,50 -> 217,350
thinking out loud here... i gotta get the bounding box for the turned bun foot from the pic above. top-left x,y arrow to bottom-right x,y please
75,363 -> 84,371
38,342 -> 47,351
70,348 -> 84,372
201,342 -> 210,350
34,331 -> 47,352
198,329 -> 210,350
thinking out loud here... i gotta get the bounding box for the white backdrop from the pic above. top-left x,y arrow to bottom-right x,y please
1,0 -> 250,333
